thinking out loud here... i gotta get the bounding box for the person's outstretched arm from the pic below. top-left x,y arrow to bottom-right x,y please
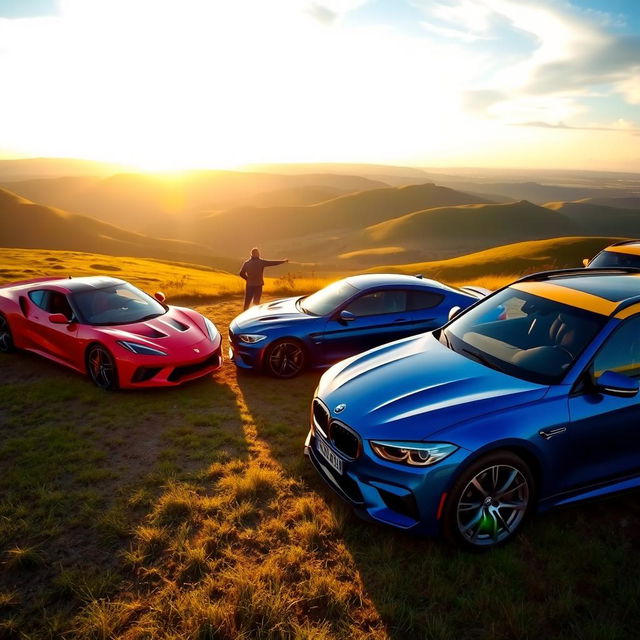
262,258 -> 288,267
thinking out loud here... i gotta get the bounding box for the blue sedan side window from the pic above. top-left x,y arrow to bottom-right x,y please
407,291 -> 444,311
345,290 -> 407,317
593,316 -> 640,379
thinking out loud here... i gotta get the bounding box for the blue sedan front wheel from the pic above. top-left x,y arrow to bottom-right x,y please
264,338 -> 306,378
444,451 -> 533,550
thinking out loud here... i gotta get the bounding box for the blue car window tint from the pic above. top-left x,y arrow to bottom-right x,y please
28,290 -> 47,310
406,291 -> 444,311
589,251 -> 640,269
593,316 -> 640,379
300,281 -> 359,316
444,287 -> 607,385
345,290 -> 407,317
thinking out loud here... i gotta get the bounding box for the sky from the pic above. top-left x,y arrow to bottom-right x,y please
0,0 -> 638,171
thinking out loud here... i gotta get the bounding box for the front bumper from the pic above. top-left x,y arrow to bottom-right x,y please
117,334 -> 223,388
228,326 -> 267,370
305,421 -> 469,538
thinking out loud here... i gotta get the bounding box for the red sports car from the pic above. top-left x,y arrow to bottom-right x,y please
0,276 -> 222,389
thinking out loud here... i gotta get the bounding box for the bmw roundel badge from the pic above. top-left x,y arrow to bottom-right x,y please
334,403 -> 346,414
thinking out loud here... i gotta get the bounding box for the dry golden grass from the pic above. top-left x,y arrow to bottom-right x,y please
0,247 -> 337,300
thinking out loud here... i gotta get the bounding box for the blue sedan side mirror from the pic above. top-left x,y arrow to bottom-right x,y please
339,310 -> 356,323
448,306 -> 462,322
595,370 -> 639,397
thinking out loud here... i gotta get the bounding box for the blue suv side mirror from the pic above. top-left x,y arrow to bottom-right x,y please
595,370 -> 639,397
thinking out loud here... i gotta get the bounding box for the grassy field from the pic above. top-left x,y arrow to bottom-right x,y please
1,245 -> 639,638
0,248 -> 337,301
1,292 -> 640,639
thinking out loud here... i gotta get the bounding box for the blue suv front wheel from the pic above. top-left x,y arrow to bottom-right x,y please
443,451 -> 534,550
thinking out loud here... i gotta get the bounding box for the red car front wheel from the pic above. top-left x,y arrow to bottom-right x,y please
87,344 -> 119,390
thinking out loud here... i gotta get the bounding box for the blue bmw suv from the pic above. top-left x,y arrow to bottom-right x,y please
306,268 -> 640,548
229,274 -> 485,378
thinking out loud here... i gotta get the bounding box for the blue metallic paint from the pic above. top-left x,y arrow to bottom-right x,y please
229,275 -> 479,375
306,273 -> 640,542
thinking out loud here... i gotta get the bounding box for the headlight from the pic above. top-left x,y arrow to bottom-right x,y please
238,334 -> 267,344
370,441 -> 458,467
203,316 -> 218,341
117,341 -> 167,356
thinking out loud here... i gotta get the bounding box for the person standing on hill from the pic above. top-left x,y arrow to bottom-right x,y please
239,248 -> 288,310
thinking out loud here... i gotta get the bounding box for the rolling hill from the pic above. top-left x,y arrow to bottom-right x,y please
365,236 -> 624,282
0,188 -> 239,270
190,183 -> 493,257
545,201 -> 640,236
1,170 -> 389,232
358,200 -> 576,257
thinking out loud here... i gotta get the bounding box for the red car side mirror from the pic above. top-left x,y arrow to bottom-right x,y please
49,313 -> 70,325
154,291 -> 166,303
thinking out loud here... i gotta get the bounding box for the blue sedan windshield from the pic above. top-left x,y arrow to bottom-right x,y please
299,281 -> 358,316
442,287 -> 607,385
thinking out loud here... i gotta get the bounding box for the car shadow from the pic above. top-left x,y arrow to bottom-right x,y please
235,366 -> 640,640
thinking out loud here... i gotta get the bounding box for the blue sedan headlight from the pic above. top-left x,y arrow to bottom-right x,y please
203,316 -> 218,341
370,441 -> 458,467
117,341 -> 167,356
238,334 -> 267,344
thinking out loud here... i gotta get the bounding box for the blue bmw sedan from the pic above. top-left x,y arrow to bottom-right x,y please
306,268 -> 640,548
229,274 -> 485,378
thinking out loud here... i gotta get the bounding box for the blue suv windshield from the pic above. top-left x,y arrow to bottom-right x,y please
442,287 -> 607,385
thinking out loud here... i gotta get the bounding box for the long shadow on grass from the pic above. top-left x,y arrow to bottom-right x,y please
237,368 -> 640,640
0,350 -> 247,636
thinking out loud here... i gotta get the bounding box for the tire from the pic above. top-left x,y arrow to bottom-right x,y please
443,450 -> 534,550
0,313 -> 15,353
264,339 -> 306,378
87,344 -> 119,390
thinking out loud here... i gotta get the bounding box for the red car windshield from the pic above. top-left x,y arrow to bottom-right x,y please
72,283 -> 166,326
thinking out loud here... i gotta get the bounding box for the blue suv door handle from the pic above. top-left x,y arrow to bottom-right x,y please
539,426 -> 567,440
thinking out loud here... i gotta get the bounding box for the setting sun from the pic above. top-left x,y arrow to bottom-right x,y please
0,0 -> 638,171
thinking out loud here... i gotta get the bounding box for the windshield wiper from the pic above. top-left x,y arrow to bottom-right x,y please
461,348 -> 506,373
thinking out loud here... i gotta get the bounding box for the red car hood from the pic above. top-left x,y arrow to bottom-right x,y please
97,306 -> 213,350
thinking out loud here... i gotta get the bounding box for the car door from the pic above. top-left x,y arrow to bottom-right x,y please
24,289 -> 79,365
406,289 -> 447,333
319,289 -> 415,363
564,315 -> 640,491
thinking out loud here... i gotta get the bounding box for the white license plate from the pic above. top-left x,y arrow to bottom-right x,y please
317,437 -> 343,474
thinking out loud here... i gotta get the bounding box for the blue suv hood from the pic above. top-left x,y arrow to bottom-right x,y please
317,332 -> 548,441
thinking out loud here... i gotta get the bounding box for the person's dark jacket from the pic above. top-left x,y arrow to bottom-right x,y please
239,257 -> 286,286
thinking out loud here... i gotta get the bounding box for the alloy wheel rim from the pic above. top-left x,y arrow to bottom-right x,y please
89,347 -> 115,388
456,464 -> 529,546
0,317 -> 12,352
269,342 -> 303,376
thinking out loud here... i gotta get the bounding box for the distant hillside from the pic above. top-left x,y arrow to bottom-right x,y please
358,200 -> 575,258
576,197 -> 640,210
366,236 -> 624,281
0,157 -> 129,181
192,183 -> 492,256
242,162 -> 434,186
2,170 -> 388,232
545,201 -> 640,236
433,180 -> 634,205
0,188 -> 238,270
